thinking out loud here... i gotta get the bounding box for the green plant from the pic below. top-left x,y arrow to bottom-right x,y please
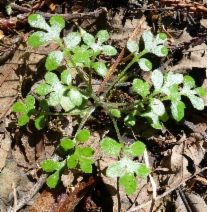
13,14 -> 207,195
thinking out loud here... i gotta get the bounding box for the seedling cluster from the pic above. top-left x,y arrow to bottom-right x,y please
13,14 -> 206,195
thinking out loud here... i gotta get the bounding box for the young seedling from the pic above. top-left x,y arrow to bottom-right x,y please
12,14 -> 207,195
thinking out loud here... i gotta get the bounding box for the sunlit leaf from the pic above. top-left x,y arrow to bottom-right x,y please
76,129 -> 90,142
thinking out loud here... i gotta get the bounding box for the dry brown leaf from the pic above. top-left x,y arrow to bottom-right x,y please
0,134 -> 11,170
185,192 -> 207,212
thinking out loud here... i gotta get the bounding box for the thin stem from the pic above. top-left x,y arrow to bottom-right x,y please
105,108 -> 124,146
102,58 -> 136,98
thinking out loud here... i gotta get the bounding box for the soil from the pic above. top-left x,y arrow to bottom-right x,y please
1,0 -> 207,211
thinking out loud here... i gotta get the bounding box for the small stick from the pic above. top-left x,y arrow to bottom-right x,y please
12,183 -> 17,212
96,16 -> 146,95
12,4 -> 107,21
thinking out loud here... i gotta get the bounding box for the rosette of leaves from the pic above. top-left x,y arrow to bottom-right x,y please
12,95 -> 37,126
126,31 -> 168,72
67,30 -> 117,77
100,138 -> 151,195
128,69 -> 207,129
36,70 -> 86,112
13,96 -> 52,130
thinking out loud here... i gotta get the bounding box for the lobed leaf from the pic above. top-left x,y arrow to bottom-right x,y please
68,88 -> 82,106
60,138 -> 75,151
79,147 -> 94,157
102,45 -> 117,56
128,141 -> 146,157
79,157 -> 93,173
49,16 -> 65,32
13,102 -> 27,113
28,14 -> 50,31
76,129 -> 90,142
119,172 -> 137,195
127,40 -> 139,53
100,138 -> 122,157
45,51 -> 64,71
25,95 -> 35,109
83,33 -> 95,46
151,69 -> 163,90
61,70 -> 72,85
67,153 -> 79,169
64,32 -> 81,49
106,160 -> 125,178
150,98 -> 165,116
35,115 -> 46,130
135,164 -> 151,178
97,30 -> 109,44
138,58 -> 152,72
46,170 -> 60,188
41,159 -> 62,172
18,114 -> 29,126
92,62 -> 108,77
36,84 -> 51,96
133,79 -> 150,98
171,100 -> 185,121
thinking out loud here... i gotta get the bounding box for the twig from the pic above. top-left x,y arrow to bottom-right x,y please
12,183 -> 17,212
12,4 -> 107,21
96,16 -> 146,95
144,149 -> 157,212
127,167 -> 207,212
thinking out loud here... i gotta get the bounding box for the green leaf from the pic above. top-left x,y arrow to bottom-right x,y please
92,62 -> 108,77
133,79 -> 150,98
49,16 -> 65,32
36,84 -> 51,96
142,31 -> 153,51
135,164 -> 151,178
41,159 -> 61,172
45,51 -> 63,71
76,129 -> 90,142
124,114 -> 136,127
13,102 -> 27,112
195,87 -> 207,97
110,109 -> 121,118
141,110 -> 162,129
28,31 -> 47,47
119,172 -> 137,195
79,147 -> 94,157
102,45 -> 117,56
155,33 -> 167,44
153,46 -> 168,57
25,95 -> 35,109
129,141 -> 146,157
83,33 -> 95,46
188,95 -> 204,110
49,92 -> 62,106
35,115 -> 46,130
183,76 -> 195,89
64,32 -> 81,49
28,14 -> 50,31
46,171 -> 60,188
60,96 -> 76,112
100,138 -> 122,157
60,138 -> 75,151
73,51 -> 90,63
152,69 -> 163,90
40,99 -> 49,111
138,58 -> 152,72
106,160 -> 125,178
79,157 -> 93,173
67,153 -> 79,169
171,101 -> 185,121
127,40 -> 139,53
97,30 -> 109,44
150,98 -> 165,116
68,88 -> 82,106
18,114 -> 29,126
45,72 -> 59,84
61,70 -> 72,85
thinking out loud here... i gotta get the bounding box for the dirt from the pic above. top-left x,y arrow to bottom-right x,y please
1,0 -> 207,211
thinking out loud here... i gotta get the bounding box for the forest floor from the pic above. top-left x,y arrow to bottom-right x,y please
1,0 -> 207,211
